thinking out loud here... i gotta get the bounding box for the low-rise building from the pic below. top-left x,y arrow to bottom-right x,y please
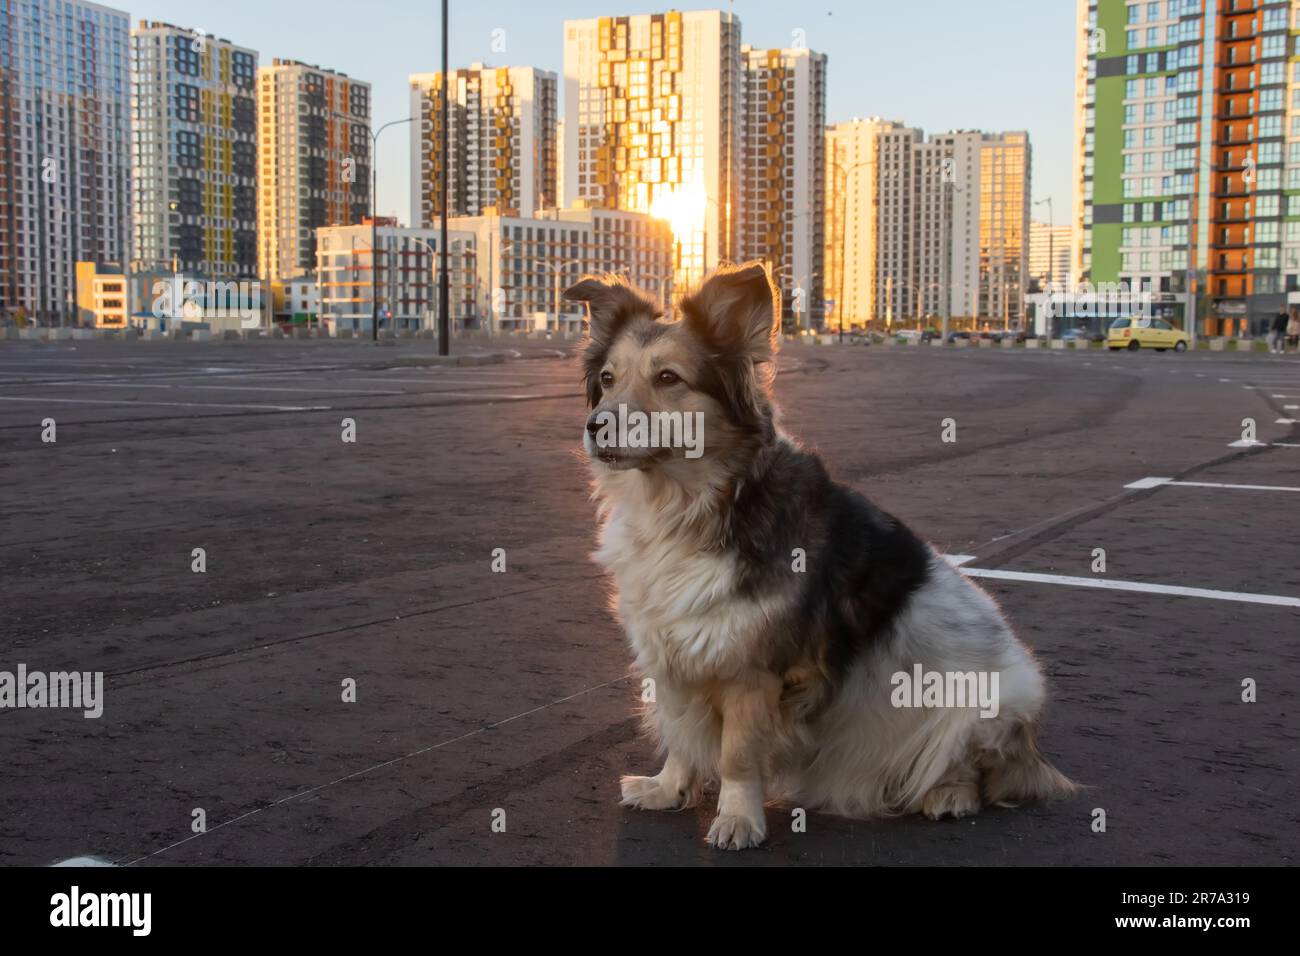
451,206 -> 674,332
315,218 -> 478,333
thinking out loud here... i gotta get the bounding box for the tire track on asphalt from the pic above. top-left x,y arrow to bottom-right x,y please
300,712 -> 640,866
838,363 -> 1143,482
964,390 -> 1299,569
121,681 -> 637,865
90,581 -> 568,686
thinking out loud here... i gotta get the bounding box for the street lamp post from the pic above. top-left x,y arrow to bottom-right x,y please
545,258 -> 582,333
408,235 -> 443,334
487,228 -> 515,336
643,272 -> 673,312
437,0 -> 450,356
369,117 -> 414,342
1033,196 -> 1054,337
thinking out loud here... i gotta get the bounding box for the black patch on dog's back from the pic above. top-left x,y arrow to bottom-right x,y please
728,441 -> 932,683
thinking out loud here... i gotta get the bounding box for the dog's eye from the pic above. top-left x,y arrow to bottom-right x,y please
656,369 -> 681,386
599,370 -> 614,388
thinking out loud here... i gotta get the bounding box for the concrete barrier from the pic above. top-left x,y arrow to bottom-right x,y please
1001,337 -> 1018,348
191,330 -> 210,342
222,329 -> 242,341
1049,338 -> 1067,349
1209,337 -> 1227,351
977,337 -> 995,347
1026,338 -> 1042,349
243,328 -> 264,340
3,327 -> 19,340
953,337 -> 969,347
336,328 -> 353,340
144,329 -> 167,341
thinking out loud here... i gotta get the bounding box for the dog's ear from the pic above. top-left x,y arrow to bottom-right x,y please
564,274 -> 656,349
564,274 -> 658,407
681,261 -> 780,363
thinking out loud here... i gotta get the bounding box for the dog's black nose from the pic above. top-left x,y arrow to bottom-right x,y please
586,414 -> 604,437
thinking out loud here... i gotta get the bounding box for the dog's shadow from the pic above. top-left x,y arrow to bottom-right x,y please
612,792 -> 1066,866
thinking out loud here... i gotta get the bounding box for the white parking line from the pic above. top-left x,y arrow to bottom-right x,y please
1228,439 -> 1300,448
959,567 -> 1300,608
0,395 -> 329,412
1126,476 -> 1300,493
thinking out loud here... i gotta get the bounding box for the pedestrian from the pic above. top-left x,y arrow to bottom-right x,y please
1288,310 -> 1300,352
1270,309 -> 1288,353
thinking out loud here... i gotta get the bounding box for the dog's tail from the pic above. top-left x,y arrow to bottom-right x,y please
979,717 -> 1077,807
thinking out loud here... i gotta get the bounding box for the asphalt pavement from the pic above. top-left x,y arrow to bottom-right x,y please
0,337 -> 1296,865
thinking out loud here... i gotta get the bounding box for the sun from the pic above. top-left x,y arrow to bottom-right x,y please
650,181 -> 708,241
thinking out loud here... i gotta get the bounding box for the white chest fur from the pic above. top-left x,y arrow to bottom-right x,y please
594,502 -> 776,682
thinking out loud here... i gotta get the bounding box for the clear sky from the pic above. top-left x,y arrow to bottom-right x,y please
125,0 -> 1076,226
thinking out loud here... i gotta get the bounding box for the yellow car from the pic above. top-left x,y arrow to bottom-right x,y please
1107,317 -> 1191,352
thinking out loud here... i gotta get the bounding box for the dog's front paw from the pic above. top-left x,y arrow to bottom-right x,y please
921,782 -> 982,820
620,774 -> 697,811
706,811 -> 766,850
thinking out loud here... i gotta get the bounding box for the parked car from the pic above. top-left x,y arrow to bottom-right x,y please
1060,328 -> 1090,343
946,330 -> 972,343
894,328 -> 942,343
1107,316 -> 1191,352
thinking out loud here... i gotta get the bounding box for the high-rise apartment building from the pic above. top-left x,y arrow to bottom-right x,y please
1075,0 -> 1300,337
738,45 -> 827,329
965,130 -> 1031,326
825,118 -> 882,328
257,59 -> 371,283
409,64 -> 557,226
130,21 -> 258,277
1029,221 -> 1073,289
563,9 -> 742,288
826,119 -> 1030,329
1,0 -> 131,324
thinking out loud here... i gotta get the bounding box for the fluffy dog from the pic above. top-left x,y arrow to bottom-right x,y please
565,263 -> 1074,850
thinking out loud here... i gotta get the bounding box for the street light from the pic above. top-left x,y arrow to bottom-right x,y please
408,235 -> 446,334
1033,196 -> 1055,338
507,253 -> 581,333
544,258 -> 582,333
486,231 -> 515,335
642,271 -> 673,312
369,116 -> 414,342
436,0 -> 451,356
